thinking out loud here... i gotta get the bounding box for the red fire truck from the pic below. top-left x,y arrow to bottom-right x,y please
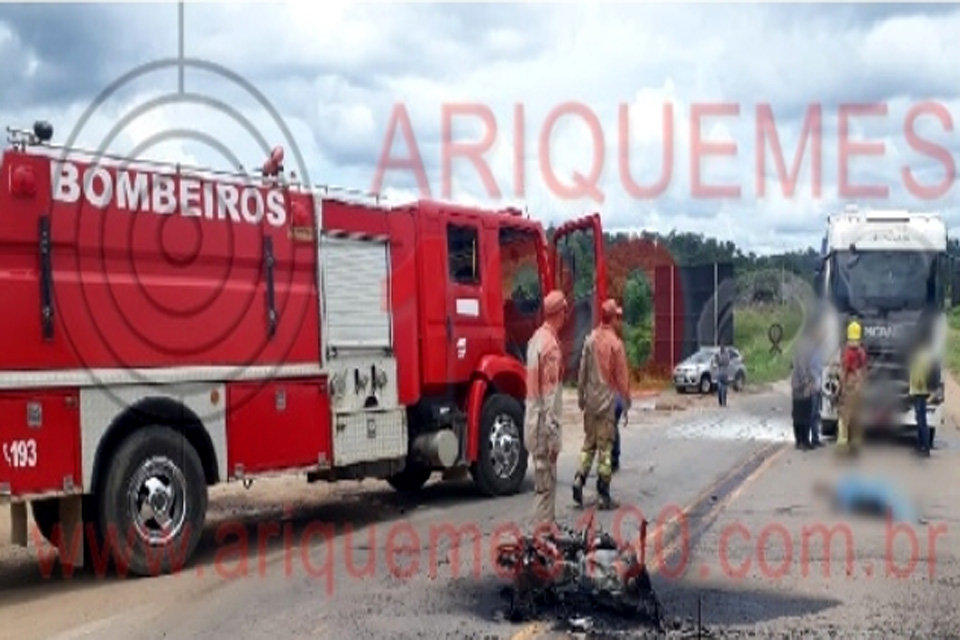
0,121 -> 607,576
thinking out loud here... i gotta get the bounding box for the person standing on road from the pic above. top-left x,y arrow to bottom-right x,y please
612,306 -> 626,472
836,320 -> 868,455
612,394 -> 624,473
909,337 -> 934,457
573,299 -> 631,510
791,329 -> 815,450
524,289 -> 568,529
808,325 -> 824,448
713,343 -> 731,407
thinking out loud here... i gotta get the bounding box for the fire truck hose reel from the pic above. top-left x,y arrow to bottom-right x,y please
413,430 -> 459,468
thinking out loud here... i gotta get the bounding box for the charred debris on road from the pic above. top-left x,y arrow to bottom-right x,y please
494,514 -> 666,636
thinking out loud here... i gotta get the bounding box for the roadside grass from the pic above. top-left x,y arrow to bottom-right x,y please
734,301 -> 804,386
946,307 -> 960,377
621,303 -> 959,391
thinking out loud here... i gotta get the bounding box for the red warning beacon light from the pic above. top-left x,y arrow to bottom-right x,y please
262,146 -> 284,178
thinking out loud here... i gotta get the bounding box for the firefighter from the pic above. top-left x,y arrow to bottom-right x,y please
836,319 -> 868,454
524,289 -> 568,529
572,299 -> 631,510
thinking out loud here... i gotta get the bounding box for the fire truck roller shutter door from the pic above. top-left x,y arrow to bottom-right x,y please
318,232 -> 407,469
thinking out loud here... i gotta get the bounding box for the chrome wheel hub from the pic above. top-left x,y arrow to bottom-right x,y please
489,414 -> 521,480
127,457 -> 187,546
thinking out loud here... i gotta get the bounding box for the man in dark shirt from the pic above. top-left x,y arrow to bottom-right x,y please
612,395 -> 622,472
612,307 -> 626,472
713,344 -> 732,407
791,330 -> 815,450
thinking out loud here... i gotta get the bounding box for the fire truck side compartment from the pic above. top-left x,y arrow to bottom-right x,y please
0,389 -> 81,498
225,379 -> 332,477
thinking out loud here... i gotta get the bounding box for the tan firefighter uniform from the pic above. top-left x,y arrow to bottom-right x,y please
524,290 -> 567,528
837,320 -> 867,452
573,299 -> 631,510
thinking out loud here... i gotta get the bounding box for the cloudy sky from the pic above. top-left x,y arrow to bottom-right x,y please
2,2 -> 958,254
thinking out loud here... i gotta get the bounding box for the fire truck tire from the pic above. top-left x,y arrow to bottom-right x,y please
471,393 -> 527,497
30,495 -> 99,570
387,462 -> 432,493
30,498 -> 60,543
97,426 -> 208,577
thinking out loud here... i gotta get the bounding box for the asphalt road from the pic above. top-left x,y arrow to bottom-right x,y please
12,383 -> 957,639
123,390 -> 787,640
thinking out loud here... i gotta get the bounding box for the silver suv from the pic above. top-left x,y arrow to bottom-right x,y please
672,346 -> 747,394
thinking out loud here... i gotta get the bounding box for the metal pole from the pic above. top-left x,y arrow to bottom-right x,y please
697,596 -> 703,638
670,264 -> 675,370
714,262 -> 719,346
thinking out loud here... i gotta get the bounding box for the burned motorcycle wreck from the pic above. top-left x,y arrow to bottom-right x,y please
495,518 -> 664,630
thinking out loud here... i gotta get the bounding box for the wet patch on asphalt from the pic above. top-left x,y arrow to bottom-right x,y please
664,410 -> 793,443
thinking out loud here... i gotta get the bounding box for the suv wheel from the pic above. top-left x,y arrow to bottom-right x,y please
699,374 -> 712,394
733,371 -> 745,392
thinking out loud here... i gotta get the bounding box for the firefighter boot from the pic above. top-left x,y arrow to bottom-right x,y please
572,471 -> 586,507
597,477 -> 618,511
835,417 -> 849,455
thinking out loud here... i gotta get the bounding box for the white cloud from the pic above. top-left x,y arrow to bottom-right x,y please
0,2 -> 958,253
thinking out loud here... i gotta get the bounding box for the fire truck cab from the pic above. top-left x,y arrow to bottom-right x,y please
0,121 -> 608,576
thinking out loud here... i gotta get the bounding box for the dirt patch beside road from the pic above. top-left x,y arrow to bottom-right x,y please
943,372 -> 960,431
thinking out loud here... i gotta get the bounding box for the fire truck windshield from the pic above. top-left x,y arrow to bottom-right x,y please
829,250 -> 942,315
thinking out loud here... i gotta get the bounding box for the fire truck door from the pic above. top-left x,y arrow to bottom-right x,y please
444,215 -> 487,383
551,214 -> 607,383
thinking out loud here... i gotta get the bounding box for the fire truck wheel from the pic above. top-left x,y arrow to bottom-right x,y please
30,498 -> 60,544
471,393 -> 527,497
387,463 -> 432,493
30,495 -> 100,570
97,426 -> 208,577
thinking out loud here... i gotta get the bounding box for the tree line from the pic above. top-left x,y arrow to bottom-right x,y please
546,227 -> 960,370
550,228 -> 811,370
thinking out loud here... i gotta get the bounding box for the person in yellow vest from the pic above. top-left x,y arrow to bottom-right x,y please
909,339 -> 934,457
836,320 -> 868,454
